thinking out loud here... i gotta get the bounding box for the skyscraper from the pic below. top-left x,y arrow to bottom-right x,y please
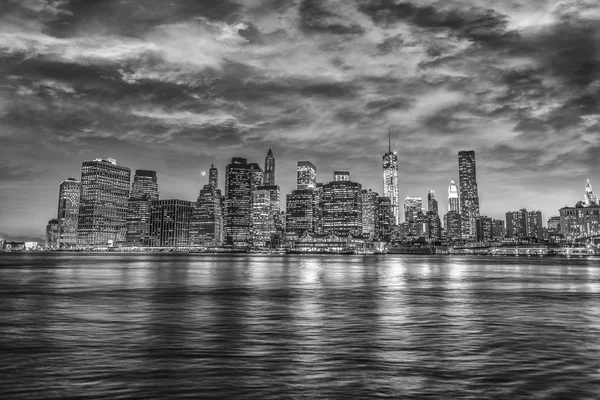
264,147 -> 275,186
46,218 -> 59,248
149,199 -> 194,247
297,161 -> 317,190
209,164 -> 218,188
57,178 -> 80,248
448,178 -> 459,212
427,190 -> 438,215
190,182 -> 223,246
458,150 -> 480,241
77,158 -> 131,246
249,162 -> 264,192
286,189 -> 315,235
224,157 -> 253,246
126,170 -> 158,246
444,211 -> 461,241
404,196 -> 423,223
321,173 -> 363,236
361,189 -> 378,236
383,132 -> 400,224
375,197 -> 394,241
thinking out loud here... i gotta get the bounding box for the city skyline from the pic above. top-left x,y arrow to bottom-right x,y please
1,0 -> 600,240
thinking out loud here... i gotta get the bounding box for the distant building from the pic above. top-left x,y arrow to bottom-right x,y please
447,178 -> 459,213
427,190 -> 438,215
426,213 -> 442,242
126,170 -> 159,246
264,147 -> 276,186
297,161 -> 317,190
77,158 -> 131,246
321,173 -> 362,236
286,189 -> 316,235
375,196 -> 394,241
383,134 -> 400,224
209,164 -> 219,188
224,157 -> 253,246
506,209 -> 543,241
57,178 -> 80,248
492,219 -> 505,239
559,180 -> 600,239
361,189 -> 378,237
444,211 -> 461,241
404,196 -> 422,223
190,184 -> 223,246
149,199 -> 194,247
458,150 -> 480,241
46,218 -> 59,248
251,187 -> 280,247
476,216 -> 493,242
547,216 -> 560,234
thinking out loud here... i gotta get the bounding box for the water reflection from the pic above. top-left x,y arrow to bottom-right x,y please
1,253 -> 600,399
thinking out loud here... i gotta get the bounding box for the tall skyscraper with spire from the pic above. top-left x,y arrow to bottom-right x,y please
448,178 -> 459,212
382,130 -> 399,224
264,147 -> 275,186
458,150 -> 480,241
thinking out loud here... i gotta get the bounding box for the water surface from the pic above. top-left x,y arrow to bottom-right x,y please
1,253 -> 600,399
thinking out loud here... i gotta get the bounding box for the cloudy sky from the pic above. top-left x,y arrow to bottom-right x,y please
1,0 -> 599,240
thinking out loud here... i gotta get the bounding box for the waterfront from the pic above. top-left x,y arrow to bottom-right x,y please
2,253 -> 600,399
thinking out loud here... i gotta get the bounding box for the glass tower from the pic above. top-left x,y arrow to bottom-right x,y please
57,178 -> 80,248
458,150 -> 480,241
383,132 -> 399,224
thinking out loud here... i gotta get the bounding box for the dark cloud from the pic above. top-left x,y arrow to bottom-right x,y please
299,0 -> 365,35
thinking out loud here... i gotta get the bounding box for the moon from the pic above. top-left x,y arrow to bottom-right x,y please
201,171 -> 206,176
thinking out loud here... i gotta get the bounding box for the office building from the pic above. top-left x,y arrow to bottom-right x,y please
375,196 -> 394,241
209,164 -> 219,188
286,189 -> 315,235
492,219 -> 505,239
506,209 -> 543,241
547,216 -> 561,234
57,178 -> 80,248
149,199 -> 193,247
361,189 -> 378,236
224,158 -> 253,246
321,173 -> 363,236
190,183 -> 223,246
383,133 -> 400,224
77,158 -> 131,246
46,218 -> 59,248
428,190 -> 438,215
404,196 -> 423,223
297,161 -> 317,190
126,170 -> 158,246
476,216 -> 493,242
264,147 -> 275,186
444,211 -> 461,241
448,178 -> 459,213
559,180 -> 600,239
458,150 -> 480,241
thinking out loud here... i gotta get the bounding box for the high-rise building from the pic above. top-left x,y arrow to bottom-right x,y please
149,199 -> 193,247
286,189 -> 315,235
404,196 -> 423,223
361,189 -> 378,236
297,161 -> 317,190
444,211 -> 461,241
375,196 -> 394,241
126,170 -> 158,246
224,157 -> 253,246
505,209 -> 543,240
321,173 -> 363,236
46,218 -> 59,248
476,216 -> 493,242
383,133 -> 400,224
547,216 -> 561,234
560,180 -> 600,239
57,178 -> 80,248
313,183 -> 324,234
77,158 -> 131,246
249,162 -> 264,192
448,178 -> 459,212
426,213 -> 441,242
458,150 -> 480,241
428,190 -> 438,215
209,164 -> 218,188
190,184 -> 223,246
264,147 -> 275,186
492,219 -> 505,239
129,170 -> 158,200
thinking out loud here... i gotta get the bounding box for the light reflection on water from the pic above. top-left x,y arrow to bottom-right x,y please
1,253 -> 600,399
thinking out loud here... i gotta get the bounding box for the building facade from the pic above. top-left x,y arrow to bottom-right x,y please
149,199 -> 193,247
458,150 -> 480,241
264,148 -> 275,186
190,184 -> 223,246
375,196 -> 394,241
297,161 -> 317,190
57,178 -> 80,248
77,158 -> 131,246
224,157 -> 253,246
46,218 -> 59,248
126,170 -> 159,246
361,189 -> 378,237
321,175 -> 363,237
383,137 -> 400,224
444,211 -> 461,241
448,178 -> 459,213
404,196 -> 423,223
560,180 -> 600,239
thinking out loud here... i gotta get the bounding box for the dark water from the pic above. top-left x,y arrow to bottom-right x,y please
1,254 -> 600,399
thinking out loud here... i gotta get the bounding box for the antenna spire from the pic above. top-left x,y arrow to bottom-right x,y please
388,128 -> 391,153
